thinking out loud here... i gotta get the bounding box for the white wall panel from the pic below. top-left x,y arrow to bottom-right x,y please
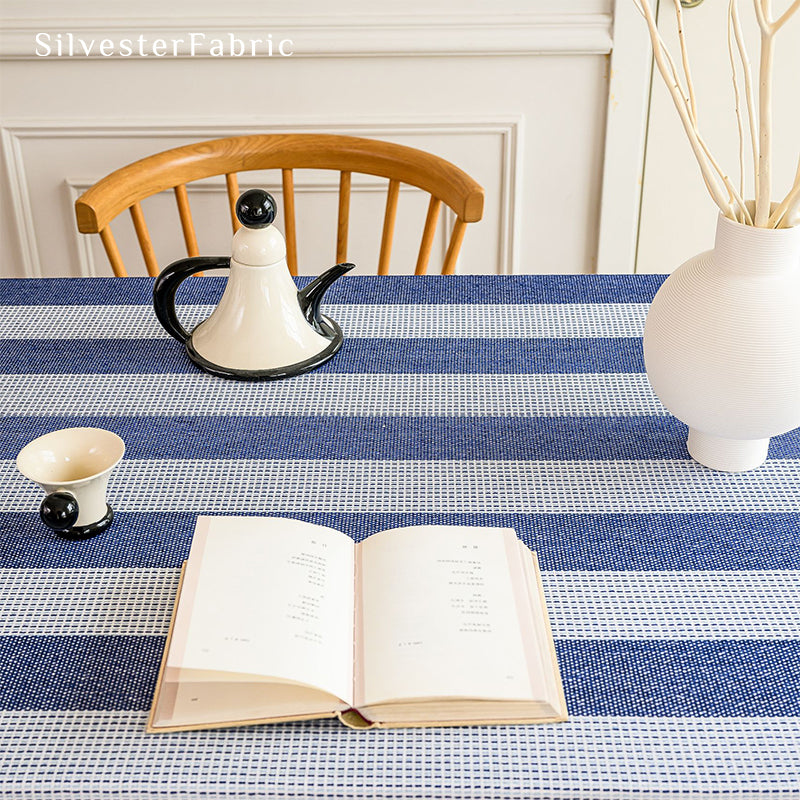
0,1 -> 612,277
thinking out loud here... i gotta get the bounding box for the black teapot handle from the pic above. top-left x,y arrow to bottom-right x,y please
153,257 -> 230,343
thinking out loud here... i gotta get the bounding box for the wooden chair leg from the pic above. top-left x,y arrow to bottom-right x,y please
173,185 -> 204,276
378,179 -> 400,276
441,218 -> 467,275
282,168 -> 298,276
98,227 -> 127,277
174,185 -> 200,257
415,196 -> 442,275
225,173 -> 241,232
337,171 -> 351,263
129,203 -> 160,277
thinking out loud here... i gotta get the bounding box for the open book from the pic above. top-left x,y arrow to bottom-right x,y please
148,517 -> 567,731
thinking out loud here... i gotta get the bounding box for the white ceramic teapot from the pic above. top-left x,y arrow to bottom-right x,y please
153,189 -> 354,380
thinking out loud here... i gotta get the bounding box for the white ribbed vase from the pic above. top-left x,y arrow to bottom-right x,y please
643,213 -> 800,472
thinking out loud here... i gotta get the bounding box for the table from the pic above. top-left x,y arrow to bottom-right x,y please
1,275 -> 798,799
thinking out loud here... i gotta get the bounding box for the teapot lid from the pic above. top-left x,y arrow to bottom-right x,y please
231,189 -> 286,267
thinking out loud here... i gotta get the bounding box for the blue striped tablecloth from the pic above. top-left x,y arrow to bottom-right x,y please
1,275 -> 798,799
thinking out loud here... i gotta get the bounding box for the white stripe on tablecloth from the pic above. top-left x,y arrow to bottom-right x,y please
0,712 -> 796,798
4,458 -> 800,514
0,303 -> 649,340
0,569 -> 178,636
544,571 -> 800,639
0,373 -> 666,417
2,568 -> 798,639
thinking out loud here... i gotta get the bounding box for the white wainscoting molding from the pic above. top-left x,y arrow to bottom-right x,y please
1,13 -> 612,59
0,128 -> 42,277
2,116 -> 521,278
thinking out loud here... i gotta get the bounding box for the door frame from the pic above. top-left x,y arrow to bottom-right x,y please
596,0 -> 654,274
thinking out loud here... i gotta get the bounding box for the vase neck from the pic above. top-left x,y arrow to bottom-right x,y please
713,213 -> 800,276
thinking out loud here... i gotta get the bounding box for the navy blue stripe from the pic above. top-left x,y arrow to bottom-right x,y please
0,337 -> 645,374
0,275 -> 666,306
2,512 -> 798,570
556,640 -> 800,717
5,414 -> 800,462
0,636 -> 162,710
0,637 -> 797,716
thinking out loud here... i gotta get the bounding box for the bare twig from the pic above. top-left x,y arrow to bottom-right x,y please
633,0 -> 799,228
770,156 -> 800,227
635,0 -> 754,220
728,3 -> 747,220
695,136 -> 753,224
658,19 -> 753,216
774,0 -> 800,31
773,182 -> 800,227
730,0 -> 760,214
633,0 -> 737,218
672,0 -> 698,120
755,9 -> 775,226
754,0 -> 772,34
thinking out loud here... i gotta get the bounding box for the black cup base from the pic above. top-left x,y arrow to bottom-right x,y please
56,505 -> 114,541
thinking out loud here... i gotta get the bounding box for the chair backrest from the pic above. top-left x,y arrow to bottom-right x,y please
75,134 -> 485,277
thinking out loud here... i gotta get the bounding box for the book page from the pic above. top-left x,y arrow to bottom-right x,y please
518,542 -> 564,708
168,516 -> 355,705
356,525 -> 541,707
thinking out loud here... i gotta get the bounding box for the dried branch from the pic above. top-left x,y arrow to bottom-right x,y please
633,0 -> 737,218
633,0 -> 799,228
754,0 -> 772,33
634,0 -> 752,220
665,0 -> 754,221
755,0 -> 775,225
770,156 -> 800,227
773,182 -> 800,227
672,0 -> 698,120
652,18 -> 742,212
729,0 -> 760,214
728,5 -> 747,220
774,0 -> 800,31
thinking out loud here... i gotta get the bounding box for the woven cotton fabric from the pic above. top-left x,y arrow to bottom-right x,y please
0,275 -> 798,799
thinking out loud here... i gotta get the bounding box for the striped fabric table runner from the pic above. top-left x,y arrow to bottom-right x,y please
1,275 -> 798,799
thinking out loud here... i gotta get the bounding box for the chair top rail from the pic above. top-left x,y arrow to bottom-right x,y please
76,134 -> 484,233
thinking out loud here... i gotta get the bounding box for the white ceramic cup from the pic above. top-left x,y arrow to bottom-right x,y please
16,427 -> 125,540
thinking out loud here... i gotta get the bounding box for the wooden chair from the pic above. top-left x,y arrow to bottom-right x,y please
75,134 -> 484,277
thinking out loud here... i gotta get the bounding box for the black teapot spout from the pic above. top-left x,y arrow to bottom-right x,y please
298,263 -> 355,329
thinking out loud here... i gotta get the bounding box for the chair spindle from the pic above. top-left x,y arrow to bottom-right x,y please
378,179 -> 400,276
129,203 -> 160,277
441,217 -> 467,276
415,196 -> 442,275
337,171 -> 351,263
225,173 -> 241,232
174,185 -> 200,257
282,168 -> 298,276
76,135 -> 484,278
99,227 -> 127,277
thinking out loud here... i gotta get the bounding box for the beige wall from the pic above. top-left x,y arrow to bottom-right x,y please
0,0 -> 613,277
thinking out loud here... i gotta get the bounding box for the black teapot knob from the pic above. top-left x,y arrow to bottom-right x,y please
236,189 -> 277,229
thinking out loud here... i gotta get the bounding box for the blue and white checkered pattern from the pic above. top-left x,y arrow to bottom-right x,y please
1,275 -> 798,799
